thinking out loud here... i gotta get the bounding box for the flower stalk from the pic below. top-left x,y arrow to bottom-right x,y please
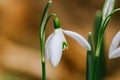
40,0 -> 53,80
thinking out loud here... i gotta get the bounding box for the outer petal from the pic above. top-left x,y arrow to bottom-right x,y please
45,32 -> 54,60
109,31 -> 120,59
63,30 -> 91,51
48,29 -> 64,67
109,47 -> 120,59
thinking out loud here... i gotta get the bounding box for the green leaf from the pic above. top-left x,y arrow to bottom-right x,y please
93,11 -> 106,80
93,10 -> 102,48
86,32 -> 94,80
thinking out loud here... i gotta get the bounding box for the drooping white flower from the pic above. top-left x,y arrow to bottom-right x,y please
102,0 -> 115,22
109,31 -> 120,59
45,28 -> 91,67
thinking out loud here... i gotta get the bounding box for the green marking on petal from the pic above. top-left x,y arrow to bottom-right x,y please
62,41 -> 68,50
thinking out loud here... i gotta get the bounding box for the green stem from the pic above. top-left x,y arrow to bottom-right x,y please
40,15 -> 56,80
93,28 -> 104,80
43,13 -> 56,32
95,34 -> 103,57
40,38 -> 46,80
92,57 -> 99,80
40,0 -> 52,38
39,1 -> 52,80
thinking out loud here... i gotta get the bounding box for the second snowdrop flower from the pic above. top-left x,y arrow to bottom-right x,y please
102,0 -> 115,22
45,17 -> 91,67
109,31 -> 120,59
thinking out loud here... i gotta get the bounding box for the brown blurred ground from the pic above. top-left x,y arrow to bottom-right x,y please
0,0 -> 120,80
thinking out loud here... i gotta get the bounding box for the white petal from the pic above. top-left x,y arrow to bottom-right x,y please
103,0 -> 115,21
109,47 -> 120,59
63,30 -> 91,51
45,32 -> 54,60
109,31 -> 120,55
48,29 -> 63,67
109,31 -> 120,59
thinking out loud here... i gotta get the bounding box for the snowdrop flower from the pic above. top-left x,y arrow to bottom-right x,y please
45,17 -> 91,67
109,31 -> 120,59
103,0 -> 115,22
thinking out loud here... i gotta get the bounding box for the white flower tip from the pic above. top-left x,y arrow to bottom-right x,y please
49,0 -> 52,3
109,51 -> 114,59
51,58 -> 60,67
109,53 -> 117,59
51,62 -> 58,67
109,48 -> 120,59
88,32 -> 92,35
109,31 -> 120,59
79,40 -> 91,51
85,42 -> 91,51
87,32 -> 92,51
118,31 -> 120,35
50,49 -> 62,67
109,54 -> 114,59
87,44 -> 91,51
